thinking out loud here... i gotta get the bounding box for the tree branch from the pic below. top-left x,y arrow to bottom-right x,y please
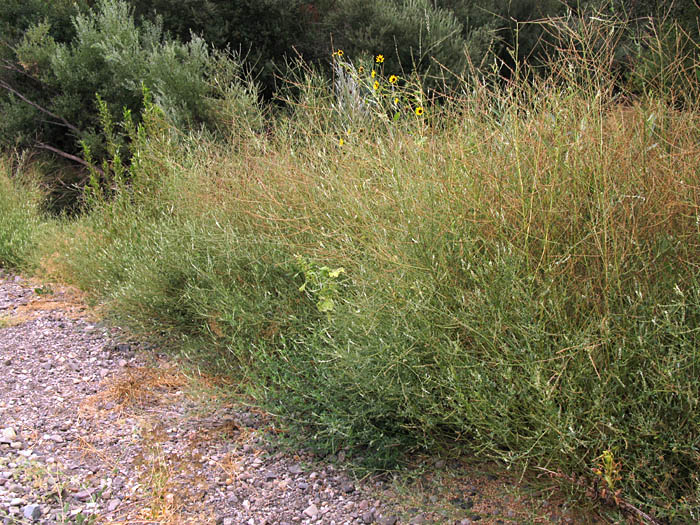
0,78 -> 82,135
35,142 -> 104,177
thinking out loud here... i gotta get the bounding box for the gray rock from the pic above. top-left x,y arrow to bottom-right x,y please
107,498 -> 121,512
23,504 -> 41,521
303,503 -> 319,518
409,514 -> 427,524
74,489 -> 92,501
264,471 -> 277,481
362,510 -> 375,524
288,463 -> 303,475
378,516 -> 398,525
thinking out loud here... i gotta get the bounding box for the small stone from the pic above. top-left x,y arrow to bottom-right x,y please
107,498 -> 121,512
378,516 -> 398,525
10,498 -> 23,506
1,428 -> 16,441
341,481 -> 355,493
460,520 -> 473,525
264,471 -> 277,481
304,504 -> 319,519
74,490 -> 92,501
223,519 -> 234,525
23,504 -> 41,521
297,482 -> 309,490
409,514 -> 426,524
435,459 -> 446,469
362,510 -> 375,524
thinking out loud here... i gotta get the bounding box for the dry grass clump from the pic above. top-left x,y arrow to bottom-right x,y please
83,365 -> 187,416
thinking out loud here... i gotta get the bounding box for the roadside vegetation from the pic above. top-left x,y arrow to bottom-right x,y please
1,1 -> 699,522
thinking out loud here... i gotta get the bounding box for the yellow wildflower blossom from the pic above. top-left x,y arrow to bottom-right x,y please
376,54 -> 384,63
389,75 -> 398,84
373,81 -> 379,90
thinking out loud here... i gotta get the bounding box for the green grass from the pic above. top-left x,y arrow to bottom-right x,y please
0,154 -> 45,270
10,17 -> 700,522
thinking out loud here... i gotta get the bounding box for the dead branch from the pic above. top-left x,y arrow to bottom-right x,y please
0,78 -> 82,135
35,142 -> 104,177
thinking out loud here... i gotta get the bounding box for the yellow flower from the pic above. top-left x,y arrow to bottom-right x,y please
415,107 -> 424,116
358,66 -> 365,73
373,81 -> 379,90
371,70 -> 376,78
339,138 -> 345,146
389,75 -> 398,84
336,49 -> 344,57
394,97 -> 399,104
376,54 -> 384,63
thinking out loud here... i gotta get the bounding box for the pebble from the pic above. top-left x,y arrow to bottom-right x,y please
304,503 -> 319,518
23,504 -> 41,521
1,428 -> 17,440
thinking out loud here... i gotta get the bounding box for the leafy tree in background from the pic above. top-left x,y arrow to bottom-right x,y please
128,0 -> 330,97
0,0 -> 250,210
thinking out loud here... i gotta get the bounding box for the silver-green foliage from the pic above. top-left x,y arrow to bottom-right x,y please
3,0 -> 249,180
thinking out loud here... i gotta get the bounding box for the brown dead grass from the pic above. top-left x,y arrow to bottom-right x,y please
82,364 -> 188,417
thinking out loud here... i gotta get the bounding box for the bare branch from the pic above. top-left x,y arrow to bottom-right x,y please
0,78 -> 82,135
35,142 -> 104,177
